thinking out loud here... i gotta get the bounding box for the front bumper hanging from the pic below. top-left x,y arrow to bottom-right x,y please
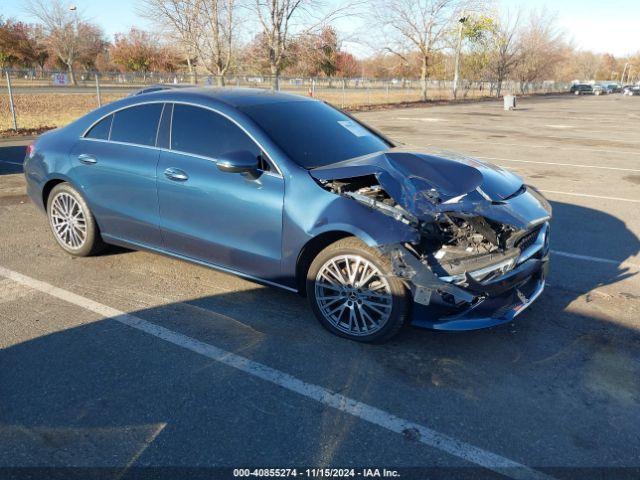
387,222 -> 550,331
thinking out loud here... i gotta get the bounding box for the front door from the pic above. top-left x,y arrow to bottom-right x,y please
157,104 -> 284,282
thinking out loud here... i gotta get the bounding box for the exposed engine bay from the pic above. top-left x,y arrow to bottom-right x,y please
317,170 -> 550,310
319,174 -> 532,277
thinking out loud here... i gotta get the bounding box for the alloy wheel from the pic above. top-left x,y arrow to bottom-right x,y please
50,192 -> 87,249
314,254 -> 393,336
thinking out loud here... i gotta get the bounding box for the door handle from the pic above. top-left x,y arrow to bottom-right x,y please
78,154 -> 97,165
164,167 -> 189,182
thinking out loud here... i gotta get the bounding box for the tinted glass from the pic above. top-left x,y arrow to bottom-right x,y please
110,103 -> 163,146
171,104 -> 260,159
85,115 -> 112,140
241,101 -> 390,168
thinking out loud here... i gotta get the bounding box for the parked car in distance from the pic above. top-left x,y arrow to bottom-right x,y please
592,84 -> 607,95
570,84 -> 593,95
623,86 -> 640,96
23,88 -> 551,343
604,83 -> 622,93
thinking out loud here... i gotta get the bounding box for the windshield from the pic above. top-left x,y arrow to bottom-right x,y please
240,100 -> 391,169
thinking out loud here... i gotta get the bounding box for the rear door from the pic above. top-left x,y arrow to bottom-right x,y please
156,104 -> 285,281
70,103 -> 165,247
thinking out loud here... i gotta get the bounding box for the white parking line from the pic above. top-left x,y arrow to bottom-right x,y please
406,125 -> 640,144
478,156 -> 640,173
416,139 -> 640,156
0,265 -> 553,480
538,190 -> 640,203
551,251 -> 640,270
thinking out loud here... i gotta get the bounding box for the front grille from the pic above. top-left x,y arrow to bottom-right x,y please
515,227 -> 541,251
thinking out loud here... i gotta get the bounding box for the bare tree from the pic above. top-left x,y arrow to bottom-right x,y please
139,0 -> 201,79
573,51 -> 602,81
251,0 -> 312,90
370,0 -> 463,101
486,10 -> 521,98
25,0 -> 101,85
250,0 -> 353,90
193,0 -> 236,84
515,10 -> 565,93
141,0 -> 238,84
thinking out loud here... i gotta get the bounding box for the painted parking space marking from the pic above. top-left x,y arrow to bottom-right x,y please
538,190 -> 640,204
395,116 -> 446,122
0,265 -> 554,480
416,139 -> 640,156
480,156 -> 640,173
551,251 -> 640,270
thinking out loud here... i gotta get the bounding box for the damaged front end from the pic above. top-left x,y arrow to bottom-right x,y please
310,148 -> 551,331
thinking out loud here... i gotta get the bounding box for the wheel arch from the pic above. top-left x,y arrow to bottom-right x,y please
42,178 -> 68,210
295,231 -> 358,296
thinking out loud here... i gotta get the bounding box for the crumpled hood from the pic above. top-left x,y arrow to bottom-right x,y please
310,148 -> 524,217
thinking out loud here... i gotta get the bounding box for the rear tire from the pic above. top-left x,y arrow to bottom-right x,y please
46,182 -> 106,257
306,237 -> 410,343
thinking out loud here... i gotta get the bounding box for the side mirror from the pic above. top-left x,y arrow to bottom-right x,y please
217,150 -> 260,175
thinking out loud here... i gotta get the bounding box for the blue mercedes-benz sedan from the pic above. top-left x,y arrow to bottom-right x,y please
24,87 -> 551,342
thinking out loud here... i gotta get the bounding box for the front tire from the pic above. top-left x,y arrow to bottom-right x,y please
306,237 -> 410,343
47,183 -> 105,256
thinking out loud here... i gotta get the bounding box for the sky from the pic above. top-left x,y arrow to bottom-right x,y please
2,0 -> 639,57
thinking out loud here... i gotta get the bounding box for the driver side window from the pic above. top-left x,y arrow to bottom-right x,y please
170,104 -> 270,171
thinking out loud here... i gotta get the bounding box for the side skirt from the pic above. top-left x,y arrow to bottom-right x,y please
101,234 -> 299,294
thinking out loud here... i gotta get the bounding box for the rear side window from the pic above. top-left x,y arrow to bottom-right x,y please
171,104 -> 260,159
110,104 -> 163,146
85,115 -> 113,140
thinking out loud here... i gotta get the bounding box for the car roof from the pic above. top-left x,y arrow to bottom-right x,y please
136,86 -> 312,108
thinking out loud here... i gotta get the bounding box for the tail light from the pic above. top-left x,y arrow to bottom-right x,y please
25,142 -> 35,159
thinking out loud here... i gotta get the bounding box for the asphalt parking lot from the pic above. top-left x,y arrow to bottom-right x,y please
1,94 -> 639,479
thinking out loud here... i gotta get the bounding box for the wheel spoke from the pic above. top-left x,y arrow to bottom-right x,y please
368,281 -> 388,291
363,298 -> 391,307
363,290 -> 391,301
344,258 -> 353,282
348,308 -> 359,333
318,274 -> 342,289
317,294 -> 342,301
358,264 -> 376,287
325,301 -> 346,317
325,263 -> 345,284
331,260 -> 349,284
359,307 -> 375,328
362,302 -> 388,317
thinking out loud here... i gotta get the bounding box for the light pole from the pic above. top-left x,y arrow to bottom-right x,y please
621,62 -> 629,84
68,5 -> 78,86
69,5 -> 78,31
452,15 -> 467,100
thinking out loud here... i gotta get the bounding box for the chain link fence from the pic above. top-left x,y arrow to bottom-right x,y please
1,68 -> 572,133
